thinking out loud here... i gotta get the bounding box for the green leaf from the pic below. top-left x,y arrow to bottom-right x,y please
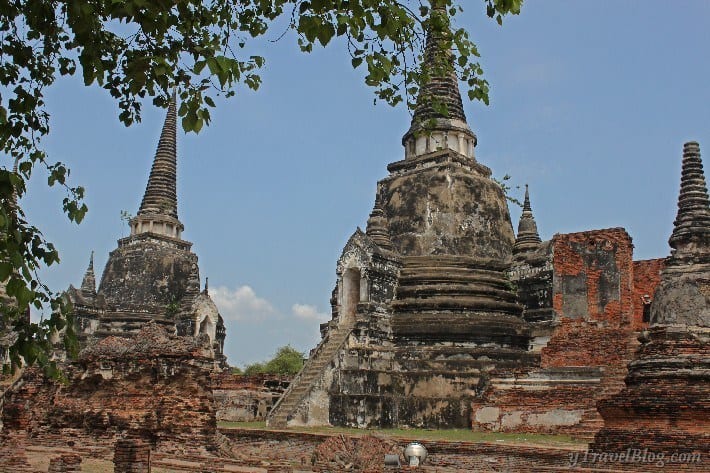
0,262 -> 11,281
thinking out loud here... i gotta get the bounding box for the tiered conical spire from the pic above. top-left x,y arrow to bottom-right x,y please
668,141 -> 710,254
411,3 -> 467,125
80,251 -> 96,298
138,97 -> 179,220
366,193 -> 394,251
129,96 -> 185,240
401,1 -> 477,160
513,185 -> 542,254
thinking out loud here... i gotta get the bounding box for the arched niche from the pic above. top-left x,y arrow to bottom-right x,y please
342,267 -> 362,323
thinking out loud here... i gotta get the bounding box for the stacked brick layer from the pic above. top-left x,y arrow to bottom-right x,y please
2,324 -> 218,454
114,438 -> 151,473
47,453 -> 82,473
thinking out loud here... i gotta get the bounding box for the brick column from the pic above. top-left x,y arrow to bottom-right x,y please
114,438 -> 151,473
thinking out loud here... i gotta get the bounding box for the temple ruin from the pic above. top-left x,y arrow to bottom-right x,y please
0,3 -> 707,470
266,10 -> 673,435
66,98 -> 227,368
0,97 -> 234,461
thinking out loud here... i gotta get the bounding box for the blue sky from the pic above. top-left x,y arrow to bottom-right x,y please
23,1 -> 710,367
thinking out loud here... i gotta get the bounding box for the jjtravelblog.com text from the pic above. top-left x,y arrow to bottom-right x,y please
569,449 -> 702,468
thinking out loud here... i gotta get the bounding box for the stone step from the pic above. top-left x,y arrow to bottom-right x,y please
268,325 -> 355,425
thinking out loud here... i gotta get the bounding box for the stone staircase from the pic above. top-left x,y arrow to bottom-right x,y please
267,320 -> 354,428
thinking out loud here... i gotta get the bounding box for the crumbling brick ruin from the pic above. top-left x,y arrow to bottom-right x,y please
66,98 -> 227,368
2,322 -> 219,453
469,228 -> 662,437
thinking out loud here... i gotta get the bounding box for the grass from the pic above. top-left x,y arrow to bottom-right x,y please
217,421 -> 586,448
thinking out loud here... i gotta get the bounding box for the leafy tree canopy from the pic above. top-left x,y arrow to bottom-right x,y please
243,345 -> 304,375
0,0 -> 522,374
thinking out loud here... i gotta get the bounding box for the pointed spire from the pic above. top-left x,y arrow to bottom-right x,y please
366,192 -> 395,251
522,184 -> 532,212
204,277 -> 209,295
411,2 -> 466,125
80,251 -> 96,298
668,141 -> 710,255
138,96 -> 179,220
513,184 -> 542,255
402,1 -> 477,160
129,95 -> 185,240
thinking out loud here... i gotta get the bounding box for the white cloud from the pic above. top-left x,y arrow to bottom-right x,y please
291,303 -> 329,321
210,285 -> 276,322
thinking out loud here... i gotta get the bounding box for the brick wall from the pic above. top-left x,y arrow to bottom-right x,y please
2,324 -> 218,454
211,373 -> 290,422
544,228 -> 636,370
631,258 -> 665,329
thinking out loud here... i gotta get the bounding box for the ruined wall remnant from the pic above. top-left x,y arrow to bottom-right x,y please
47,453 -> 82,473
552,229 -> 634,323
2,323 -> 218,453
544,229 -> 635,369
211,373 -> 290,422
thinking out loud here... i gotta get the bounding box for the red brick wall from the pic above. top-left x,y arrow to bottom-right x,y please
551,228 -> 634,324
631,259 -> 665,330
543,229 -> 636,369
210,372 -> 290,390
2,359 -> 217,453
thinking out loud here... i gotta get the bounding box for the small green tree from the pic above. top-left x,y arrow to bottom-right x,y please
243,361 -> 266,376
264,345 -> 304,375
241,345 -> 304,376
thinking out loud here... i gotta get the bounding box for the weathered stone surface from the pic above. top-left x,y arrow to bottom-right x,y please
382,152 -> 515,259
98,234 -> 199,314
